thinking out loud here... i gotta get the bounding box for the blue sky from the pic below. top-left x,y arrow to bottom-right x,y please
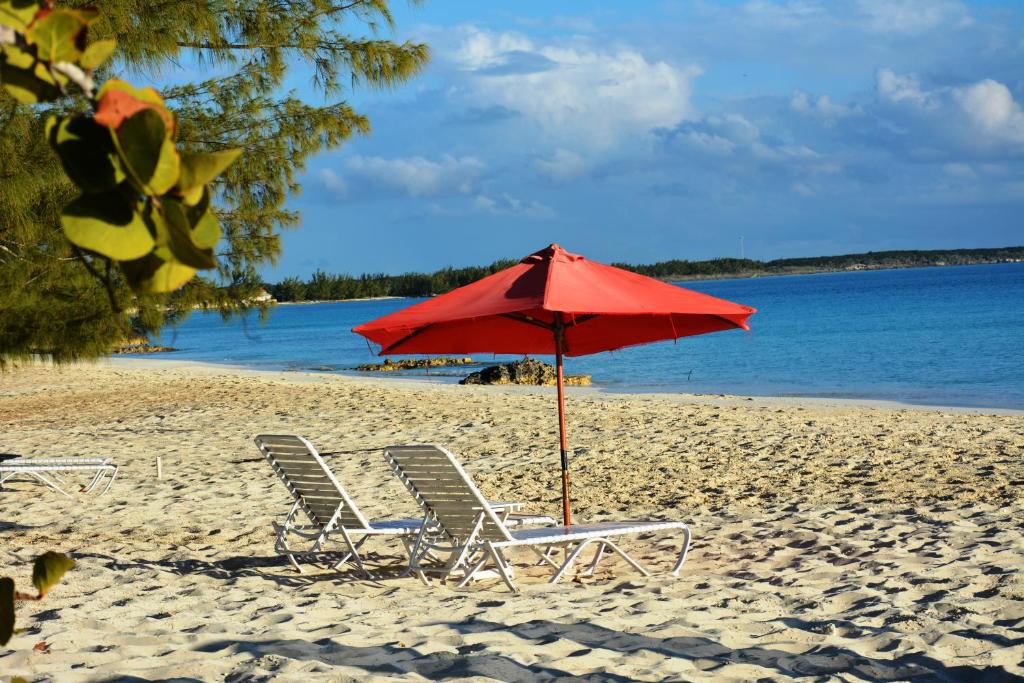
242,1 -> 1024,277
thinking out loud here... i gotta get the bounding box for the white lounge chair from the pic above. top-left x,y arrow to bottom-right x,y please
384,444 -> 692,592
0,457 -> 118,497
255,435 -> 553,576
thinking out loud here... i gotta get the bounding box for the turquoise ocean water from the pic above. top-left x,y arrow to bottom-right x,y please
145,263 -> 1024,409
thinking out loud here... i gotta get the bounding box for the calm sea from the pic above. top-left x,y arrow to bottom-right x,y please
145,263 -> 1024,410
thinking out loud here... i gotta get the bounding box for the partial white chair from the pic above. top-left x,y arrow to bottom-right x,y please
255,435 -> 553,577
384,444 -> 692,593
0,457 -> 118,496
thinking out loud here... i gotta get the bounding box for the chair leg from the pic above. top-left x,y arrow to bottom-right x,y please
599,538 -> 651,577
549,540 -> 597,584
99,467 -> 117,495
485,543 -> 519,593
583,543 -> 606,577
671,525 -> 692,576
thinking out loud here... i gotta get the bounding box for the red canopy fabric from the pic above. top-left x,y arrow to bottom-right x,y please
353,244 -> 756,356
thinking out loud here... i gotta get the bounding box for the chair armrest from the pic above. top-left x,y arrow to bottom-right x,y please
487,500 -> 524,512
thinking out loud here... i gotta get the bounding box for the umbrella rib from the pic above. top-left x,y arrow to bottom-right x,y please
705,313 -> 747,330
499,312 -> 555,332
381,324 -> 436,354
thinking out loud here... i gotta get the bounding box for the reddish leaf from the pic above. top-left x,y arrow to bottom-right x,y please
94,85 -> 174,134
33,640 -> 50,653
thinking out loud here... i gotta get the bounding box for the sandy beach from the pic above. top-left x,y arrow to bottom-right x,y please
1,360 -> 1022,681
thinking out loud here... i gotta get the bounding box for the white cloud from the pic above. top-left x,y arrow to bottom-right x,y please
337,154 -> 485,197
954,80 -> 1024,144
792,181 -> 815,196
875,70 -> 1024,151
942,162 -> 976,178
791,91 -> 859,119
319,169 -> 348,194
741,1 -> 825,29
473,193 -> 554,218
448,27 -> 700,149
856,0 -> 970,34
877,69 -> 934,108
533,148 -> 589,182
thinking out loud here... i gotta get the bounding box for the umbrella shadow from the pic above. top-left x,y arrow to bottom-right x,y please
445,618 -> 1021,682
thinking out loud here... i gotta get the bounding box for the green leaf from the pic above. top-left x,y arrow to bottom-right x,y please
0,55 -> 62,104
120,251 -> 197,293
26,8 -> 86,64
175,149 -> 242,194
47,114 -> 124,193
113,109 -> 180,196
1,43 -> 34,69
32,552 -> 74,598
0,576 -> 13,646
0,0 -> 38,32
159,200 -> 217,269
79,38 -> 116,70
191,208 -> 222,251
61,190 -> 155,260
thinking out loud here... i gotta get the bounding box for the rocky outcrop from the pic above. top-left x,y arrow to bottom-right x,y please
354,357 -> 476,372
113,337 -> 177,354
459,359 -> 591,386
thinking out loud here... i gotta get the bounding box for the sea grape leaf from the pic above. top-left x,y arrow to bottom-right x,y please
31,552 -> 74,598
79,37 -> 115,69
94,79 -> 173,132
26,8 -> 87,64
0,577 -> 13,646
47,114 -> 124,193
120,251 -> 197,293
1,43 -> 34,69
191,208 -> 222,251
0,0 -> 39,32
175,149 -> 242,194
160,200 -> 216,269
183,185 -> 210,224
61,190 -> 155,260
113,109 -> 180,196
0,56 -> 62,103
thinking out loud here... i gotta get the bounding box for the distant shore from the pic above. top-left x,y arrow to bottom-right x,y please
263,257 -> 1024,303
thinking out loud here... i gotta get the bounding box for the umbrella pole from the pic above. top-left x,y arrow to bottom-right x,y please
555,317 -> 572,527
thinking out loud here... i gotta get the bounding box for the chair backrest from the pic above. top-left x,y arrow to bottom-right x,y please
384,445 -> 513,544
255,434 -> 370,532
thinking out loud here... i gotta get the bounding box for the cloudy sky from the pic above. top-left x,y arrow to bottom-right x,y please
269,0 -> 1024,277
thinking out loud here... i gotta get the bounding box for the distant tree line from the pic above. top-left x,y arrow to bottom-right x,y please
263,246 -> 1024,302
264,260 -> 518,301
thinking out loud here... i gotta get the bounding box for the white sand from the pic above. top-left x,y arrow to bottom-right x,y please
1,361 -> 1022,681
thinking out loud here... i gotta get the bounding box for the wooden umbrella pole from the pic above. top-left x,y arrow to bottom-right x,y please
554,314 -> 572,527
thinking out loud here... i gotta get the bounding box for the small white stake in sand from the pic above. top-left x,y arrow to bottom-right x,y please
156,456 -> 163,479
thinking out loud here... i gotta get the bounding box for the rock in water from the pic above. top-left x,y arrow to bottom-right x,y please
460,359 -> 591,386
353,357 -> 476,372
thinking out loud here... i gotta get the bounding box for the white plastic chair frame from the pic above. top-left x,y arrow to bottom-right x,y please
0,457 -> 118,497
384,444 -> 692,593
255,435 -> 553,578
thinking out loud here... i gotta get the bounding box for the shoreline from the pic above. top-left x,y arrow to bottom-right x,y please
103,356 -> 1024,416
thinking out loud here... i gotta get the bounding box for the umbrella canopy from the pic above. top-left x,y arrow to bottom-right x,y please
353,244 -> 756,525
354,244 -> 755,356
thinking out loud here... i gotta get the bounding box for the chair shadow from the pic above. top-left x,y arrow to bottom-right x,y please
75,551 -> 416,589
187,636 -> 634,682
445,618 -> 1022,682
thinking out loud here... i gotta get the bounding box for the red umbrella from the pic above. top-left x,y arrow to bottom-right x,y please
354,244 -> 756,525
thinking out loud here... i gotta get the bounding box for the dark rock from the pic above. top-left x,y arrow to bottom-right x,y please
460,359 -> 591,386
112,336 -> 177,354
353,357 -> 477,372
